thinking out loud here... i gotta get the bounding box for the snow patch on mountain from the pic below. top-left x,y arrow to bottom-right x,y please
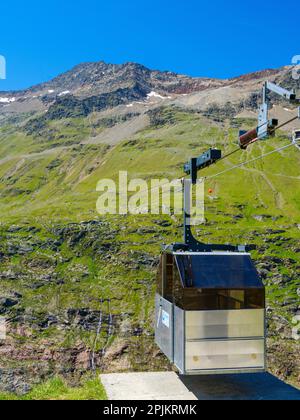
58,90 -> 70,97
0,97 -> 16,104
147,91 -> 165,99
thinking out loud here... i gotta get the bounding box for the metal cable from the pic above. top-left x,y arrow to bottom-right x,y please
113,114 -> 299,198
218,147 -> 241,161
203,114 -> 299,180
204,142 -> 295,181
274,115 -> 298,132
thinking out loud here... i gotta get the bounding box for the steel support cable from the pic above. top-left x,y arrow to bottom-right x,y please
218,147 -> 241,161
203,114 -> 299,180
112,114 -> 299,199
233,115 -> 299,152
274,115 -> 298,131
204,142 -> 295,181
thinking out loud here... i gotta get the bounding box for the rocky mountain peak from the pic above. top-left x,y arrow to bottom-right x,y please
0,60 -> 298,126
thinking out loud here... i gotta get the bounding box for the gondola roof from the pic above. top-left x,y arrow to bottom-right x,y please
173,252 -> 263,289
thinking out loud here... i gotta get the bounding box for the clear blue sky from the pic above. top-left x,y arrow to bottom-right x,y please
0,0 -> 299,91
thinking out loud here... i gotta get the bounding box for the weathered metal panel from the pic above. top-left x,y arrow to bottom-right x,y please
186,309 -> 265,340
174,306 -> 185,374
186,339 -> 265,371
155,294 -> 174,362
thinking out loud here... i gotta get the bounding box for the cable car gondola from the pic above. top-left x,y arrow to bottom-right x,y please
155,249 -> 266,375
155,149 -> 266,375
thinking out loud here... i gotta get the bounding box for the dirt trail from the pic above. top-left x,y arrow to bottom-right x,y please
0,146 -> 73,166
242,166 -> 285,209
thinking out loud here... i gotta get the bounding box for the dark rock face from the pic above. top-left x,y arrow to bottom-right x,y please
0,296 -> 20,315
45,84 -> 149,120
25,84 -> 148,131
0,368 -> 32,395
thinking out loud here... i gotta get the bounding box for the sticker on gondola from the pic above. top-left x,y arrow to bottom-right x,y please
162,310 -> 170,328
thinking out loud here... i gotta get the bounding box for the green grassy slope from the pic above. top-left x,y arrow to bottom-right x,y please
0,107 -> 299,396
1,110 -> 300,223
0,376 -> 107,400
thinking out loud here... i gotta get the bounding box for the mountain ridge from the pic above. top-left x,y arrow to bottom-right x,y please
0,60 -> 289,98
0,60 -> 297,128
1,60 -> 290,93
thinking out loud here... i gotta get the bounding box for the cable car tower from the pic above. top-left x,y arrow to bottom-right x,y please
155,80 -> 300,376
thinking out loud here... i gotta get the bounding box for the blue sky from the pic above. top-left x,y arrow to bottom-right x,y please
0,0 -> 299,91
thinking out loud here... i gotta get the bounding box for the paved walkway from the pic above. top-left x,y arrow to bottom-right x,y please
100,372 -> 300,400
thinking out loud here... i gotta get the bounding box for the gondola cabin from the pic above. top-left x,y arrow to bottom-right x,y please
293,129 -> 300,142
155,250 -> 266,375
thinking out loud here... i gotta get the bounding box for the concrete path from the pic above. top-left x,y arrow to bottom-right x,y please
101,372 -> 300,401
101,372 -> 197,400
